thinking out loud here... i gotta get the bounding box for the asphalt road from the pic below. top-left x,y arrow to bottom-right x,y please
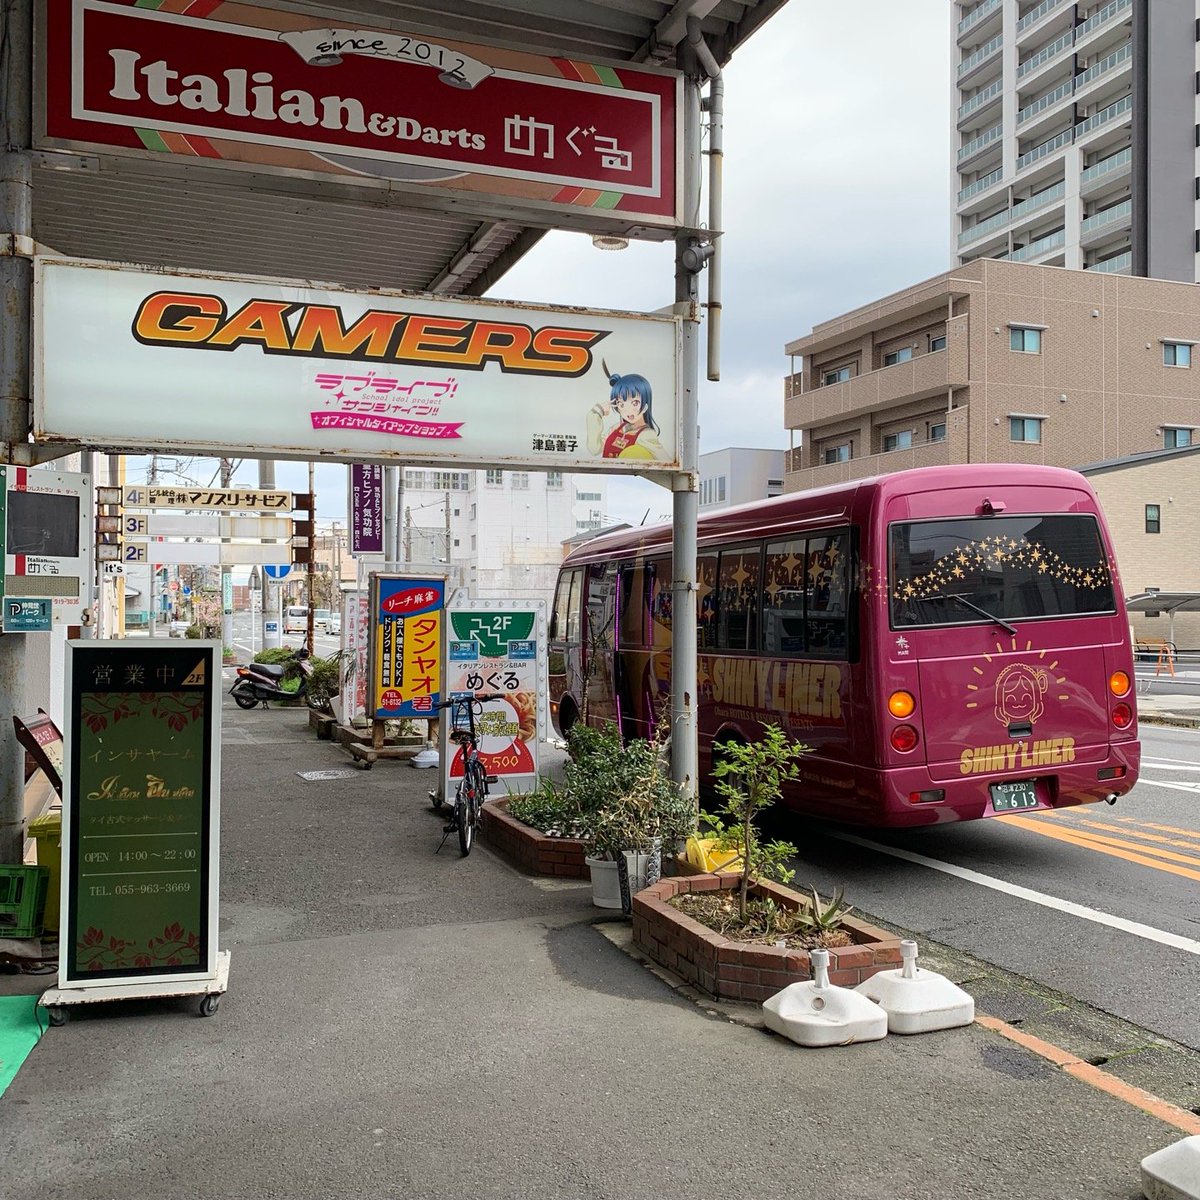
229,610 -> 341,660
782,723 -> 1200,1050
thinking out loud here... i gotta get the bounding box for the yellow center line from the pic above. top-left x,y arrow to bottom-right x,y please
1019,809 -> 1200,845
998,814 -> 1200,882
1065,818 -> 1200,856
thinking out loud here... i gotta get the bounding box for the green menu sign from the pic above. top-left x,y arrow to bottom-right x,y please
62,641 -> 219,987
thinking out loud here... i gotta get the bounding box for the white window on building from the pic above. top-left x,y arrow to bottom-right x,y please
471,534 -> 477,550
1163,342 -> 1193,368
510,472 -> 529,490
883,430 -> 913,452
486,469 -> 503,485
883,347 -> 913,367
823,365 -> 851,386
1010,416 -> 1043,443
929,422 -> 947,442
1164,427 -> 1193,449
576,490 -> 601,502
717,476 -> 726,502
547,471 -> 564,489
823,443 -> 851,465
469,503 -> 477,519
929,334 -> 947,352
1009,326 -> 1042,354
767,477 -> 783,496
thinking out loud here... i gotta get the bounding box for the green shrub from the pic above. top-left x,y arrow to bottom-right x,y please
507,778 -> 585,838
253,648 -> 294,665
185,623 -> 204,639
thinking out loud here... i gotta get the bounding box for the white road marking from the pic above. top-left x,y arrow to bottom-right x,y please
830,831 -> 1200,957
1142,760 -> 1200,773
1144,781 -> 1200,795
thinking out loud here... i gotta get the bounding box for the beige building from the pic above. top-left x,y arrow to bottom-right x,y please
1082,444 -> 1200,649
784,257 -> 1200,493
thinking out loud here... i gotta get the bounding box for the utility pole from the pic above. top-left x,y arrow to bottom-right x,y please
444,492 -> 451,570
0,0 -> 32,863
219,457 -> 233,653
259,458 -> 278,647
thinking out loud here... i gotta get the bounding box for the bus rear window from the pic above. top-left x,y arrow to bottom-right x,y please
889,514 -> 1115,628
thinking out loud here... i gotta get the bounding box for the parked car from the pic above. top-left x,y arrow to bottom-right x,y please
314,608 -> 331,630
168,620 -> 190,638
327,612 -> 342,635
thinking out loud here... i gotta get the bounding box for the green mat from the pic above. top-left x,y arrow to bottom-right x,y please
0,995 -> 45,1098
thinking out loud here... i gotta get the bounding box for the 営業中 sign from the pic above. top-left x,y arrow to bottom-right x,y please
60,641 -> 220,989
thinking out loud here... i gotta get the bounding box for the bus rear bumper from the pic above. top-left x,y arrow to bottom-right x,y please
869,741 -> 1141,827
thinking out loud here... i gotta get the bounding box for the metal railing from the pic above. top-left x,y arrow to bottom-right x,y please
1075,93 -> 1132,138
1081,197 -> 1131,236
1077,0 -> 1132,41
958,77 -> 1004,122
1018,79 -> 1075,125
958,167 -> 1004,204
1016,127 -> 1074,170
1011,229 -> 1066,261
1017,0 -> 1071,33
1088,249 -> 1132,273
1018,28 -> 1074,79
1076,41 -> 1132,89
957,123 -> 1003,164
958,206 -> 1012,248
958,33 -> 1003,79
1080,145 -> 1132,188
959,0 -> 1002,36
1010,179 -> 1067,223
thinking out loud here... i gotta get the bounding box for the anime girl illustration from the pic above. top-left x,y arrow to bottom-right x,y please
993,662 -> 1049,727
587,360 -> 667,460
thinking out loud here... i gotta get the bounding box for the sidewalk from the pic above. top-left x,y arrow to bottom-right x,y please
0,687 -> 1188,1200
1137,667 -> 1200,727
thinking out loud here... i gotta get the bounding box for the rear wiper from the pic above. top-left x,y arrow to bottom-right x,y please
930,592 -> 1017,635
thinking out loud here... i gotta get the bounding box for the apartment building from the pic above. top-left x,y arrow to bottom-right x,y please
953,0 -> 1196,280
698,448 -> 786,511
783,257 -> 1200,492
399,468 -> 608,601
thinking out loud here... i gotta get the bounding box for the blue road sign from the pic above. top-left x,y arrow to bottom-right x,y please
263,564 -> 291,580
3,598 -> 52,632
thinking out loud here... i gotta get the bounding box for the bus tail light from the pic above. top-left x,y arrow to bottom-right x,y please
1097,766 -> 1126,780
890,725 -> 919,753
888,690 -> 916,718
1111,702 -> 1133,729
1108,671 -> 1131,697
909,789 -> 945,804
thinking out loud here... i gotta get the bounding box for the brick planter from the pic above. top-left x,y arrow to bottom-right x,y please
632,873 -> 904,1004
480,798 -> 589,879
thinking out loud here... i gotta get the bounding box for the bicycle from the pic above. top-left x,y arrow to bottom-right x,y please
433,693 -> 499,856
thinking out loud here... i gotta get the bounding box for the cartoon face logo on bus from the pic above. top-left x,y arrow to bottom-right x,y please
993,663 -> 1049,727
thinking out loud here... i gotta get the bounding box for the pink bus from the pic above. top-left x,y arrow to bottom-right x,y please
549,465 -> 1140,827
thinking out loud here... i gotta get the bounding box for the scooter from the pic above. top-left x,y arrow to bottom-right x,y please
229,647 -> 311,710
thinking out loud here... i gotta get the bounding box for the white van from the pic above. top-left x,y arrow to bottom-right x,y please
283,605 -> 308,634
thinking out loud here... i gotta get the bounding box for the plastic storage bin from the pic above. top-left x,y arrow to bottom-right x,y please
0,865 -> 50,940
28,811 -> 62,933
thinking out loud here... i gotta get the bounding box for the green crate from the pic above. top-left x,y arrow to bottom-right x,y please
0,865 -> 49,940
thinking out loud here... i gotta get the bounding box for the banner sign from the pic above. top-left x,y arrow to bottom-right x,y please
60,641 -> 220,989
40,0 -> 681,228
350,465 -> 383,555
35,259 -> 681,473
123,485 -> 292,511
443,600 -> 547,798
345,591 -> 370,722
369,575 -> 445,719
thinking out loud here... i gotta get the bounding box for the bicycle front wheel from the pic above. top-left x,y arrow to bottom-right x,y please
456,786 -> 474,856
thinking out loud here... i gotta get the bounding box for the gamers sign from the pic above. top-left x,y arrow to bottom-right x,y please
39,0 -> 681,226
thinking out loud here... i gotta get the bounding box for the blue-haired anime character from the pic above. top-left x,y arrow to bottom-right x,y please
586,359 -> 667,460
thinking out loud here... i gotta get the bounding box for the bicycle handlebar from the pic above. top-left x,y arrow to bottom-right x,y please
432,692 -> 503,710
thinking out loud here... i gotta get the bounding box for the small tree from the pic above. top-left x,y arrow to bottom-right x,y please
707,725 -> 808,922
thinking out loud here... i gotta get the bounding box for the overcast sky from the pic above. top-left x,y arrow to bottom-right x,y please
146,1 -> 952,530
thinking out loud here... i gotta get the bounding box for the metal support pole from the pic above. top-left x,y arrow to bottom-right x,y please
258,458 -> 277,646
670,70 -> 703,804
0,0 -> 33,863
219,457 -> 233,651
306,461 -> 315,650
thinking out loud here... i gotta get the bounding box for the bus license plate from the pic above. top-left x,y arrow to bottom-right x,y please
990,780 -> 1039,813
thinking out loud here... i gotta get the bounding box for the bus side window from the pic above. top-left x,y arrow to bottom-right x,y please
565,569 -> 582,643
551,569 -> 573,641
618,562 -> 651,649
763,538 -> 806,655
587,562 -> 616,648
648,556 -> 672,645
806,532 -> 849,656
697,553 -> 718,650
717,545 -> 761,652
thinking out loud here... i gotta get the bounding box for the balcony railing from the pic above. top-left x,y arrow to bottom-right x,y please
958,167 -> 1004,204
1081,197 -> 1131,235
1017,0 -> 1071,33
1088,250 -> 1132,274
957,123 -> 1003,164
1080,145 -> 1132,188
958,205 -> 1012,248
1076,41 -> 1132,90
1010,179 -> 1067,223
1078,0 -> 1132,41
1011,229 -> 1066,261
958,0 -> 1002,37
1018,79 -> 1075,125
1075,93 -> 1132,138
958,33 -> 1003,79
1018,28 -> 1074,79
958,77 -> 1004,122
1016,127 -> 1074,170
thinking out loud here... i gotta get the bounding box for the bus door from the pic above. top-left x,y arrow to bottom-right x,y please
549,567 -> 583,732
616,560 -> 657,741
583,561 -> 618,727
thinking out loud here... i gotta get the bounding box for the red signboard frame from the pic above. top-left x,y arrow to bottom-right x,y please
38,0 -> 682,228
